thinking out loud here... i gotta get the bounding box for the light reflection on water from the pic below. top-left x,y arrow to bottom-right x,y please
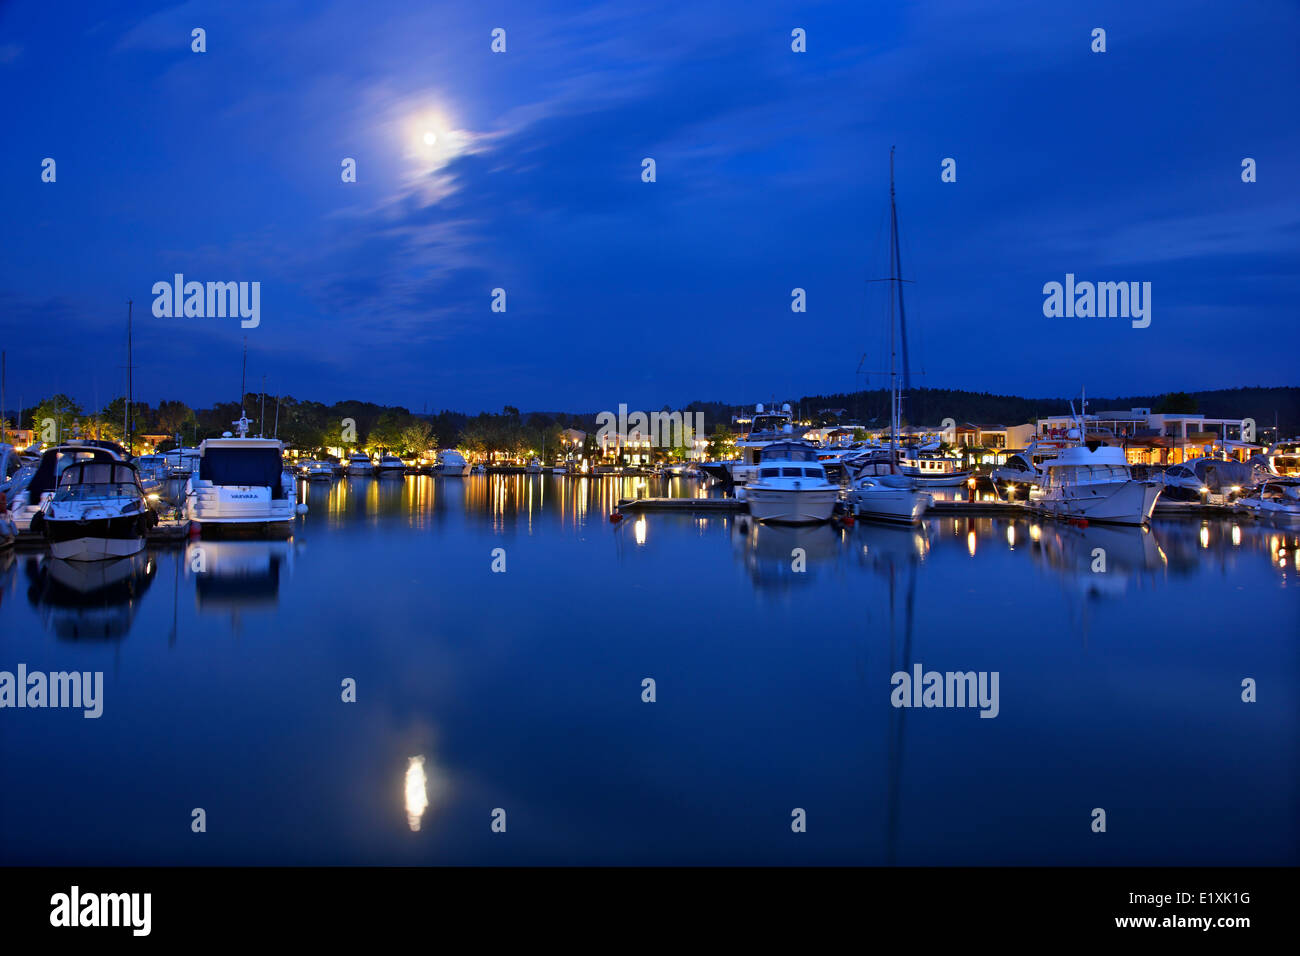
0,474 -> 1295,866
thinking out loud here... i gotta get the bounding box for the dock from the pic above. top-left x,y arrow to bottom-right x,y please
148,517 -> 193,541
615,497 -> 744,513
928,499 -> 1026,516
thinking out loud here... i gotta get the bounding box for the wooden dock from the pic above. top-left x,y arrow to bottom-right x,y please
927,499 -> 1026,516
616,497 -> 744,514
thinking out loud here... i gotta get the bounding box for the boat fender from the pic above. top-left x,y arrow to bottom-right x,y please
609,512 -> 624,523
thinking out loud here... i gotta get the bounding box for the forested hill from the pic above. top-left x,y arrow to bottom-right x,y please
684,386 -> 1300,431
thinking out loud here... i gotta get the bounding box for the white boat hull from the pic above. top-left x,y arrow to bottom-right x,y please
746,487 -> 838,524
49,534 -> 145,562
434,464 -> 472,476
1032,480 -> 1161,525
853,487 -> 929,524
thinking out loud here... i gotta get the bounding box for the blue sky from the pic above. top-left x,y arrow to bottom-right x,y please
1,0 -> 1297,415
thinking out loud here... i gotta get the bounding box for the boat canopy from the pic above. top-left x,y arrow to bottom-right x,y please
200,446 -> 285,496
26,445 -> 122,504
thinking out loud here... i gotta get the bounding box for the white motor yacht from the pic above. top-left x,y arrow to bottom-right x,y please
376,453 -> 406,477
1236,478 -> 1300,525
1030,438 -> 1161,526
183,414 -> 306,530
434,449 -> 472,476
344,452 -> 375,476
743,440 -> 839,524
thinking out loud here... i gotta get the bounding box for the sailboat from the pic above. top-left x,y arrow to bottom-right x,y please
851,148 -> 930,525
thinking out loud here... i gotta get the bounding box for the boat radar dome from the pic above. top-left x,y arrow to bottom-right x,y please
756,403 -> 765,413
1067,427 -> 1081,440
783,403 -> 792,413
222,431 -> 234,438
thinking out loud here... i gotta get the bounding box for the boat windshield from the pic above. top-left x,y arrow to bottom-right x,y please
53,463 -> 141,500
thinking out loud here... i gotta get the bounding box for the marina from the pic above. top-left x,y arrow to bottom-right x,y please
1,471 -> 1295,867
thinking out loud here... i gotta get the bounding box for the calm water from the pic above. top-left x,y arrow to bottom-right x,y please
1,475 -> 1296,865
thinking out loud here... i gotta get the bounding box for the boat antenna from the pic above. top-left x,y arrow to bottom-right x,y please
239,337 -> 247,419
1,350 -> 6,445
273,392 -> 280,439
260,375 -> 266,438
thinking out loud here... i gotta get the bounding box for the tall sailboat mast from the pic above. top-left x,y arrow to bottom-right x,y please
888,147 -> 902,474
126,299 -> 134,454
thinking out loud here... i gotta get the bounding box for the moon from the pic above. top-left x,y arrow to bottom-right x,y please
422,131 -> 437,146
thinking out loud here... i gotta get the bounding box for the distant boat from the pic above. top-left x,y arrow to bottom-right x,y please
299,460 -> 334,482
525,458 -> 543,474
163,446 -> 201,479
376,453 -> 406,477
434,449 -> 472,476
1235,478 -> 1300,525
36,459 -> 156,561
344,452 -> 375,476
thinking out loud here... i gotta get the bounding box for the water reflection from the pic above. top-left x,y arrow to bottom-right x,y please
404,756 -> 429,832
188,540 -> 291,615
24,552 -> 157,640
732,516 -> 845,590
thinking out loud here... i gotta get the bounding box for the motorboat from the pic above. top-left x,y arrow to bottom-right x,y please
131,453 -> 169,496
852,473 -> 930,524
525,458 -> 543,474
163,446 -> 202,479
991,443 -> 1055,489
183,414 -> 306,531
344,452 -> 375,476
299,460 -> 335,482
742,440 -> 839,524
1029,410 -> 1161,526
34,459 -> 157,560
434,449 -> 472,476
376,453 -> 406,477
1157,456 -> 1258,502
4,442 -> 128,533
897,447 -> 971,486
1235,478 -> 1300,525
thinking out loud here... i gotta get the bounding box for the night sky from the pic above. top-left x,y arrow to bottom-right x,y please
2,0 -> 1296,415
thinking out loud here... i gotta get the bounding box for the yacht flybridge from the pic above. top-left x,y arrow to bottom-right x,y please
183,413 -> 305,532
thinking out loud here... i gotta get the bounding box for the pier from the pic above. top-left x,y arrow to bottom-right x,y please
615,497 -> 744,514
